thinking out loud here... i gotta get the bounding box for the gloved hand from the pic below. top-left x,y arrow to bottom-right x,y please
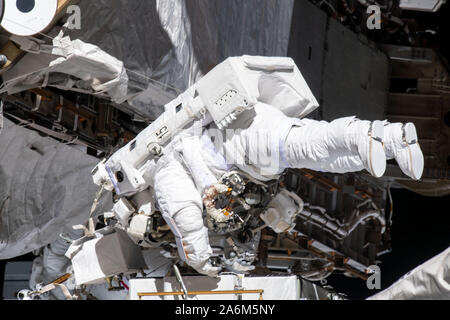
190,258 -> 222,277
229,261 -> 255,273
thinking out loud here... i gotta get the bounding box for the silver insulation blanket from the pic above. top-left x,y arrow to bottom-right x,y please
0,119 -> 112,259
65,0 -> 294,119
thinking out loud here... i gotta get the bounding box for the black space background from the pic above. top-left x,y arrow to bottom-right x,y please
1,1 -> 450,300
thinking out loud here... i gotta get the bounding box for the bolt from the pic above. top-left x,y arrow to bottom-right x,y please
0,55 -> 8,68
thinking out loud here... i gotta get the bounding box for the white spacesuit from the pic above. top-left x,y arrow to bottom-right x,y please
89,55 -> 424,278
149,94 -> 424,277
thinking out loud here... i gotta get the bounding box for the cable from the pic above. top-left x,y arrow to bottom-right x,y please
317,0 -> 338,15
387,182 -> 394,226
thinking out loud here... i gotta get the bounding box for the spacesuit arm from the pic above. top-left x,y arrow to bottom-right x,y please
152,152 -> 220,276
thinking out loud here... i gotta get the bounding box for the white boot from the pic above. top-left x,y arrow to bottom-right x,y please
346,119 -> 387,178
383,122 -> 424,180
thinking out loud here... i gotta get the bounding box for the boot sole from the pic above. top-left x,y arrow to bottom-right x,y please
403,123 -> 424,180
368,121 -> 386,178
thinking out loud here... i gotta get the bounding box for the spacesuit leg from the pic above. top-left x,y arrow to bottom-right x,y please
153,152 -> 220,276
283,116 -> 386,176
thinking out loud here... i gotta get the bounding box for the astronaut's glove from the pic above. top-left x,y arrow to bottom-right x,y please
203,183 -> 232,223
229,261 -> 256,273
191,258 -> 222,277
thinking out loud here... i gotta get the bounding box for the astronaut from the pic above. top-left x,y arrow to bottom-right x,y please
94,56 -> 424,277
151,107 -> 423,277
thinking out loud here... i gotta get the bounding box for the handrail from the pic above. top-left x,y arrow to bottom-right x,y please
137,289 -> 264,300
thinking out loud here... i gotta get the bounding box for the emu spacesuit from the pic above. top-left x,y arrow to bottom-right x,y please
138,57 -> 425,277
91,56 -> 424,278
